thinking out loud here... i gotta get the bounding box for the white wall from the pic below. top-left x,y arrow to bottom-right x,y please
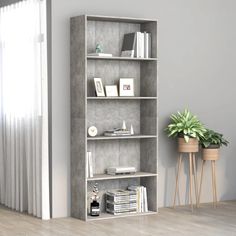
51,0 -> 236,217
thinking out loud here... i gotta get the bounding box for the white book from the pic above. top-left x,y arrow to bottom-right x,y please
87,151 -> 93,178
138,187 -> 141,212
141,186 -> 144,212
86,152 -> 89,178
144,32 -> 151,58
136,32 -> 142,58
144,187 -> 148,212
87,152 -> 90,177
140,33 -> 144,58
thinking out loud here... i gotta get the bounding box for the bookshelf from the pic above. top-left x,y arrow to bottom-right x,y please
71,15 -> 158,221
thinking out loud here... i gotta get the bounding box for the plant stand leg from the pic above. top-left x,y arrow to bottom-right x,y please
189,153 -> 193,212
213,160 -> 218,207
177,155 -> 183,206
198,160 -> 205,208
211,160 -> 216,208
173,154 -> 182,208
192,153 -> 199,206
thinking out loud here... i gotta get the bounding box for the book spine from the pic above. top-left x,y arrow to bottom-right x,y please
88,152 -> 93,178
144,32 -> 148,58
135,32 -> 138,57
144,32 -> 147,58
141,186 -> 144,212
137,32 -> 141,58
140,33 -> 144,58
144,187 -> 148,212
86,152 -> 89,178
148,33 -> 151,58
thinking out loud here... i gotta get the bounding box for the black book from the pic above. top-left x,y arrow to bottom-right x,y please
121,32 -> 136,57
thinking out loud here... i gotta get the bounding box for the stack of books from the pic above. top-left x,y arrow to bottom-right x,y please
106,189 -> 137,215
121,32 -> 151,58
128,185 -> 148,213
104,128 -> 131,137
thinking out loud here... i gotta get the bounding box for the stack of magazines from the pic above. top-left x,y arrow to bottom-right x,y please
106,189 -> 137,215
104,128 -> 131,137
128,186 -> 148,213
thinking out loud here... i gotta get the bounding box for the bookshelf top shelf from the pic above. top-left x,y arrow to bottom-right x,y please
87,56 -> 158,61
87,172 -> 157,181
86,15 -> 158,24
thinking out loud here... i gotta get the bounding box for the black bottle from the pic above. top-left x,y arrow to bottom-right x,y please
90,200 -> 100,216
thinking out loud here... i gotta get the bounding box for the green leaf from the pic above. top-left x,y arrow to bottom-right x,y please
184,135 -> 190,143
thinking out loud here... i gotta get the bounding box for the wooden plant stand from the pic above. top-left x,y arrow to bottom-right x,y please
173,138 -> 199,212
198,148 -> 219,208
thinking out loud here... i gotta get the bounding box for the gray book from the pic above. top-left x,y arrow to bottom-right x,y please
121,32 -> 136,57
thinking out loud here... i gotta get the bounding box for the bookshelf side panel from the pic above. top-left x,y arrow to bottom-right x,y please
70,15 -> 87,220
141,21 -> 158,58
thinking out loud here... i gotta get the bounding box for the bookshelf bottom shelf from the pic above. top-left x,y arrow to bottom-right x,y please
87,211 -> 157,221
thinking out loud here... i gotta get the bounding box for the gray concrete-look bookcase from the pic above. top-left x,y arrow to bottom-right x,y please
71,15 -> 158,221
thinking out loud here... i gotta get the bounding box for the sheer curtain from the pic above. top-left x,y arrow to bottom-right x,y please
0,0 -> 50,219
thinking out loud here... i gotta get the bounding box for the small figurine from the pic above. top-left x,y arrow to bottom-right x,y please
122,120 -> 127,130
95,43 -> 103,53
130,124 -> 134,135
90,183 -> 100,216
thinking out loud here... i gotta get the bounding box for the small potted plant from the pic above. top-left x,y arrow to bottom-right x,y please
166,109 -> 206,153
200,129 -> 229,160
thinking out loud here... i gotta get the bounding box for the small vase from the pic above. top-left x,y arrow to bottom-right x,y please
90,200 -> 100,217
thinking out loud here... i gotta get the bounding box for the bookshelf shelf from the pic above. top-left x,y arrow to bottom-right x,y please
87,211 -> 156,221
87,97 -> 157,100
71,14 -> 158,221
87,15 -> 157,24
87,172 -> 157,181
87,135 -> 157,141
87,56 -> 158,61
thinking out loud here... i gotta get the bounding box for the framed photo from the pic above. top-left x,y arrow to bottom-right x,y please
105,85 -> 118,97
119,78 -> 134,96
94,78 -> 105,97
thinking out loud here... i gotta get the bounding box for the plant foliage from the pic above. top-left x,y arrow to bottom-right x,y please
165,109 -> 206,143
200,129 -> 229,148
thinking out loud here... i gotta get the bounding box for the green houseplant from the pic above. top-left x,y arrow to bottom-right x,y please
200,129 -> 229,149
166,109 -> 206,153
200,129 -> 229,161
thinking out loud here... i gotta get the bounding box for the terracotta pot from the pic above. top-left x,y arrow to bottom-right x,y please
178,137 -> 199,153
202,148 -> 219,161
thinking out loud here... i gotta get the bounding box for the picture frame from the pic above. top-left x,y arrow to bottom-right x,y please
119,78 -> 134,96
105,85 -> 118,97
94,78 -> 105,97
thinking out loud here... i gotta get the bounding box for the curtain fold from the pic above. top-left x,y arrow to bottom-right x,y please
0,0 -> 49,219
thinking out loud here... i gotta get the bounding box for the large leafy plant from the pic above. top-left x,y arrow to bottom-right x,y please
166,109 -> 206,143
200,129 -> 229,148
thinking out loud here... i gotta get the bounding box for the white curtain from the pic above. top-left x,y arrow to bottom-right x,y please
0,0 -> 50,219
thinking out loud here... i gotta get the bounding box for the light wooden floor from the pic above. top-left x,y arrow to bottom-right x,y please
1,201 -> 236,236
